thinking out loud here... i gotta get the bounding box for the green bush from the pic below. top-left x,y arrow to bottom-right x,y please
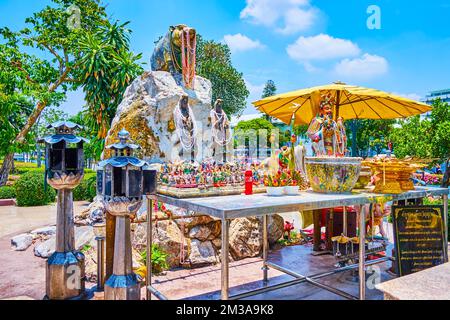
15,171 -> 56,207
140,245 -> 169,274
10,163 -> 94,175
73,173 -> 97,202
0,186 -> 16,199
6,162 -> 40,175
16,167 -> 45,175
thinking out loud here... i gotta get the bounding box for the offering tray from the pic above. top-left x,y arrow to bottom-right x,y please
362,157 -> 425,194
157,185 -> 267,198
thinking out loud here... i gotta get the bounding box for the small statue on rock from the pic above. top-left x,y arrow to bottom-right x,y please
210,99 -> 231,146
174,95 -> 197,152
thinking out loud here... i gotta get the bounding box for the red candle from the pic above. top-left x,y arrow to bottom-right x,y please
245,169 -> 253,195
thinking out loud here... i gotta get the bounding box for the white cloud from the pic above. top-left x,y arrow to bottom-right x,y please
287,34 -> 361,63
223,33 -> 265,53
392,92 -> 422,101
277,6 -> 319,35
240,0 -> 319,35
334,53 -> 389,79
244,79 -> 266,113
245,80 -> 265,99
286,34 -> 388,78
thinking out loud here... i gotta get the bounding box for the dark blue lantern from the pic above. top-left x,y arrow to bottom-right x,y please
97,129 -> 156,200
39,121 -> 89,181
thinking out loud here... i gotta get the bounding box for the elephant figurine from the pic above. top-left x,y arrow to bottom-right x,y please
151,24 -> 197,88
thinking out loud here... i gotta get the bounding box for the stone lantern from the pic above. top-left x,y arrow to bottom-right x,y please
97,129 -> 156,300
40,121 -> 89,300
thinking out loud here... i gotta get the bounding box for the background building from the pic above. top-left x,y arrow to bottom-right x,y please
422,89 -> 450,105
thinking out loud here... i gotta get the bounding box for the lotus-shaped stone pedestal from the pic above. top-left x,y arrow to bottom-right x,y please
45,172 -> 85,300
103,197 -> 143,300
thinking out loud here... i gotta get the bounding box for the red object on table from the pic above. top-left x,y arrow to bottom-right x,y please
245,170 -> 253,195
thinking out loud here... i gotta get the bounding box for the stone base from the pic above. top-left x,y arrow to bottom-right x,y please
104,274 -> 141,300
46,251 -> 86,300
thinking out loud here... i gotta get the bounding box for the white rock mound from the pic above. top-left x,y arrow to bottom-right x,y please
104,71 -> 215,163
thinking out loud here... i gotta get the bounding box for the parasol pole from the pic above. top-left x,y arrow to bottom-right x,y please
351,120 -> 358,157
290,112 -> 296,142
335,90 -> 341,121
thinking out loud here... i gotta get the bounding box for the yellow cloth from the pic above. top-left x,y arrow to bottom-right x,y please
300,210 -> 314,229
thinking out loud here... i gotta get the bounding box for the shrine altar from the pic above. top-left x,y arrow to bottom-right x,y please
144,186 -> 449,300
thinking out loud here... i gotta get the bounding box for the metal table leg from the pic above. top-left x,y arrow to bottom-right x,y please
444,194 -> 449,262
313,209 -> 321,252
262,214 -> 269,283
146,197 -> 153,300
359,205 -> 366,300
343,206 -> 347,236
221,218 -> 230,300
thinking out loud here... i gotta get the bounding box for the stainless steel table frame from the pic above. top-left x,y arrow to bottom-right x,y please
144,187 -> 449,301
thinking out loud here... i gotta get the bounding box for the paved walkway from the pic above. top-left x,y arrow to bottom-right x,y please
0,202 -> 90,300
0,201 -> 89,238
149,244 -> 392,300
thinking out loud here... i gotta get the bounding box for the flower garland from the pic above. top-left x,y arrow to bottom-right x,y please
181,27 -> 196,89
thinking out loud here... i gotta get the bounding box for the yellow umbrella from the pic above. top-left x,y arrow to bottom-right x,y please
253,81 -> 432,125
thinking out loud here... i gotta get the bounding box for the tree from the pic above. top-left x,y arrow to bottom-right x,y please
36,107 -> 69,138
235,117 -> 274,132
262,80 -> 277,98
293,124 -> 309,137
196,35 -> 249,117
0,83 -> 35,159
261,80 -> 277,122
391,99 -> 450,187
0,41 -> 46,169
390,116 -> 431,159
234,117 -> 275,156
0,0 -> 142,185
345,119 -> 395,157
78,21 -> 143,139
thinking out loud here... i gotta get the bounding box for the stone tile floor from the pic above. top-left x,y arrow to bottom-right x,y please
147,244 -> 394,300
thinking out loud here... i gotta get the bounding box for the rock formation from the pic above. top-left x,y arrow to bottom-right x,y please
228,215 -> 284,260
92,68 -> 285,270
34,226 -> 95,258
11,233 -> 33,251
103,71 -> 215,163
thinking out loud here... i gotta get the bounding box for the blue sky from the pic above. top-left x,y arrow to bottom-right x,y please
1,0 -> 450,116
